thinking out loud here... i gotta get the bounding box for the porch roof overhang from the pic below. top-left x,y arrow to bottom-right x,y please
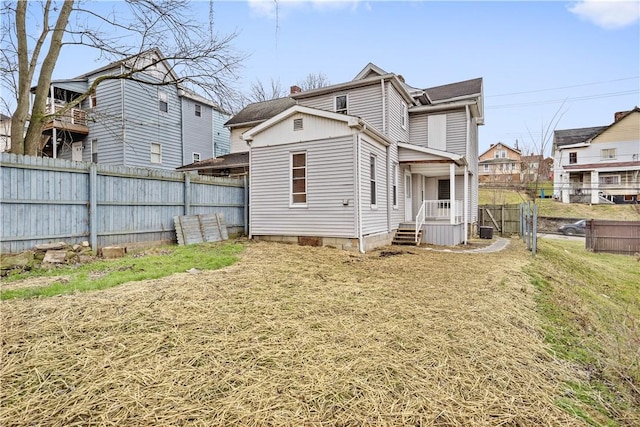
398,142 -> 467,177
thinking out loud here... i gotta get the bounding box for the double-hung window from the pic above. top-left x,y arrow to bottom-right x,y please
392,163 -> 398,208
601,148 -> 616,160
151,142 -> 162,163
569,152 -> 577,164
370,155 -> 377,207
335,95 -> 348,114
291,152 -> 307,205
158,91 -> 168,113
195,104 -> 201,117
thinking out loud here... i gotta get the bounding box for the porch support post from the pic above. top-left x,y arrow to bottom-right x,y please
590,170 -> 599,204
449,162 -> 455,224
463,165 -> 469,244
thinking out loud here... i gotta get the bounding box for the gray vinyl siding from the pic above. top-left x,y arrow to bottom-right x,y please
182,97 -> 214,164
360,137 -> 388,235
386,84 -> 409,143
409,112 -> 428,148
121,79 -> 182,170
250,135 -> 356,237
86,78 -> 124,165
445,110 -> 467,156
214,110 -> 231,156
298,83 -> 383,130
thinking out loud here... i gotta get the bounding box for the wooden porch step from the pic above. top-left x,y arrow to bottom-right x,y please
392,226 -> 422,246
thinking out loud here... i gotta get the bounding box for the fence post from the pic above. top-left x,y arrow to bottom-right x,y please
184,173 -> 191,216
532,203 -> 537,255
89,163 -> 97,255
243,174 -> 249,236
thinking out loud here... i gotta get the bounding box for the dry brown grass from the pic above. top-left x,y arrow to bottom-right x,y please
1,240 -> 585,426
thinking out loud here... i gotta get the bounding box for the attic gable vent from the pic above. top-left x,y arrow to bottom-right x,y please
293,118 -> 303,131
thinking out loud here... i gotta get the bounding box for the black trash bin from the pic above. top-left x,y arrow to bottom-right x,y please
479,226 -> 493,239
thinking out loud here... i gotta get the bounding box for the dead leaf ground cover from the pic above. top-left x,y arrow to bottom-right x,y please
1,240 -> 585,426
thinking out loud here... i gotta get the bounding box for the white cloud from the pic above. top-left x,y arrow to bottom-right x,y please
568,0 -> 640,30
248,0 -> 366,20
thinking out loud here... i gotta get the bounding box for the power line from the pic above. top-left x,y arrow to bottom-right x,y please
487,76 -> 639,98
486,90 -> 638,110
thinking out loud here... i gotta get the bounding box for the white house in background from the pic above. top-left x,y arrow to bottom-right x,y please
553,107 -> 640,204
0,114 -> 11,152
225,63 -> 484,251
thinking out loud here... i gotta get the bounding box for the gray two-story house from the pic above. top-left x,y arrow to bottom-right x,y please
225,63 -> 484,251
35,49 -> 230,170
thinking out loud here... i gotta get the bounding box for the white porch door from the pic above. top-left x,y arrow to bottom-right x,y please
404,172 -> 412,222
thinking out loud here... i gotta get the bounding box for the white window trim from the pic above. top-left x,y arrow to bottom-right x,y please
192,152 -> 201,163
150,142 -> 162,164
89,92 -> 97,109
392,163 -> 398,209
599,174 -> 620,185
334,94 -> 348,114
290,151 -> 307,208
370,154 -> 377,209
158,91 -> 168,113
601,148 -> 616,160
195,104 -> 201,117
401,102 -> 407,130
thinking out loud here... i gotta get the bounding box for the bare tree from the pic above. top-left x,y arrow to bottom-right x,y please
522,102 -> 568,201
246,78 -> 287,103
297,72 -> 330,91
1,0 -> 245,155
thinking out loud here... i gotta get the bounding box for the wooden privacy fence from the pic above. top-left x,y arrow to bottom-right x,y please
477,204 -> 521,236
585,220 -> 640,256
0,153 -> 246,254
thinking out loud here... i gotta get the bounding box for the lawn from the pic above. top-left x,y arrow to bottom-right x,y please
479,188 -> 640,220
1,239 -> 637,426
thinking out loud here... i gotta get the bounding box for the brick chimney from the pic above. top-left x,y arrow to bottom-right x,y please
614,110 -> 629,122
290,85 -> 302,94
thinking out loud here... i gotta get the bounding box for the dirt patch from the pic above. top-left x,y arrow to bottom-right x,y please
0,241 -> 584,426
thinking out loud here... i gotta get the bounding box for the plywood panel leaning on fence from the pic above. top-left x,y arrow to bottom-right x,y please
174,213 -> 228,245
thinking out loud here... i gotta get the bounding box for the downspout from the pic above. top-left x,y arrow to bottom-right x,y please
464,104 -> 470,243
386,144 -> 391,233
356,133 -> 365,253
121,65 -> 126,165
381,79 -> 386,134
248,141 -> 253,239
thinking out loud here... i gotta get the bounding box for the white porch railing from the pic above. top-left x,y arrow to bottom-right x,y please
418,200 -> 463,224
415,202 -> 426,243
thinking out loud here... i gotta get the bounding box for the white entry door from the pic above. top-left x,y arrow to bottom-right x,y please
72,142 -> 83,161
404,172 -> 412,222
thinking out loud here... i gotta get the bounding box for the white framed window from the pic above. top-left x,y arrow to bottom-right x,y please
89,91 -> 97,109
569,152 -> 577,164
401,102 -> 407,130
150,142 -> 162,163
335,94 -> 348,114
599,175 -> 620,185
195,104 -> 201,117
158,91 -> 168,113
192,152 -> 201,163
392,163 -> 398,208
370,154 -> 377,207
291,152 -> 307,206
483,164 -> 489,172
601,148 -> 616,160
91,139 -> 98,163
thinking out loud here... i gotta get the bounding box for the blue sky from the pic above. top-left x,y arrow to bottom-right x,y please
37,1 -> 640,155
